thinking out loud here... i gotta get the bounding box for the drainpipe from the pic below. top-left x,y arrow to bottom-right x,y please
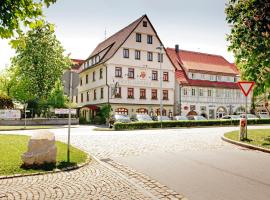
105,64 -> 110,105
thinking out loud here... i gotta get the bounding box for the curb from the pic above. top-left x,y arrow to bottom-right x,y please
222,136 -> 270,154
0,154 -> 91,180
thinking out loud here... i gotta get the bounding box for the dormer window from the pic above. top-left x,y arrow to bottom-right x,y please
143,21 -> 147,27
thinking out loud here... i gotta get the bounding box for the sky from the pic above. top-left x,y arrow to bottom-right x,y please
0,0 -> 233,71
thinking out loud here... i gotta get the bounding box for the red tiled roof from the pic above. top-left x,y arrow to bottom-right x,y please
167,48 -> 240,88
86,15 -> 146,64
188,79 -> 239,89
71,58 -> 84,71
167,48 -> 239,75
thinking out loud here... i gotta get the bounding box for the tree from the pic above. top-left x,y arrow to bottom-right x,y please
0,0 -> 56,39
48,79 -> 68,108
225,0 -> 270,97
12,22 -> 71,101
0,94 -> 13,109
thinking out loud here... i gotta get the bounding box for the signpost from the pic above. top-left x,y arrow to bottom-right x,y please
62,70 -> 79,163
237,81 -> 255,139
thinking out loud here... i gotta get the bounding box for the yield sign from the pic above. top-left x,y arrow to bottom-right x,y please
237,81 -> 255,96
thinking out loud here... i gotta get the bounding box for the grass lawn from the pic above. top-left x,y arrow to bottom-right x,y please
224,129 -> 270,149
0,134 -> 88,176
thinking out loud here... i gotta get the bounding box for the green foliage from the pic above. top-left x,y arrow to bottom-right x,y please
11,22 -> 71,101
114,119 -> 270,130
96,104 -> 111,124
79,116 -> 87,124
48,79 -> 68,108
0,94 -> 13,109
0,0 -> 56,39
225,0 -> 270,96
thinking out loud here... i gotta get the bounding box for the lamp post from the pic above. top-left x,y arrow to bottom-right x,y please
157,44 -> 164,128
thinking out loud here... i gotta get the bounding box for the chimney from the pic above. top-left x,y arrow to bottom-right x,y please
175,44 -> 179,53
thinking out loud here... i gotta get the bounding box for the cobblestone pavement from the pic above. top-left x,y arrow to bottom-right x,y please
0,158 -> 186,200
55,126 -> 243,159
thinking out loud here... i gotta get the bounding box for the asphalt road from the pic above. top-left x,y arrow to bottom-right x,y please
2,125 -> 270,200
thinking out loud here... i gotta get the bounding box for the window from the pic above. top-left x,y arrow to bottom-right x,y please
94,90 -> 96,100
199,88 -> 204,96
115,87 -> 121,98
143,21 -> 147,27
86,74 -> 88,84
147,35 -> 153,44
76,95 -> 78,103
123,48 -> 129,58
201,74 -> 205,80
216,89 -> 221,97
163,90 -> 168,100
210,75 -> 214,81
81,93 -> 83,102
217,75 -> 222,81
191,88 -> 196,96
115,67 -> 122,77
191,73 -> 196,79
127,88 -> 134,99
128,68 -> 134,78
152,71 -> 158,80
158,53 -> 163,62
147,52 -> 153,61
135,50 -> 141,60
163,72 -> 169,81
152,89 -> 157,100
136,33 -> 141,42
183,88 -> 188,96
87,91 -> 89,101
80,78 -> 82,86
115,108 -> 128,115
93,71 -> 95,81
140,89 -> 146,99
208,89 -> 212,97
100,68 -> 103,79
101,88 -> 104,99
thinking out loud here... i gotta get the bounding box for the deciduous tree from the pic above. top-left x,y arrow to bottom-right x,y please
225,0 -> 270,96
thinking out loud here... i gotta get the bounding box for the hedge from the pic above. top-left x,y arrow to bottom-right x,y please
114,119 -> 270,130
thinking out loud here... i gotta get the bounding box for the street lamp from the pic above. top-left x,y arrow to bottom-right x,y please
157,44 -> 164,128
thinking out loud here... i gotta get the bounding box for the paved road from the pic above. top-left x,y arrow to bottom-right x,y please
2,125 -> 270,200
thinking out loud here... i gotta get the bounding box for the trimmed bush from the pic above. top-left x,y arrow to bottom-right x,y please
114,119 -> 270,130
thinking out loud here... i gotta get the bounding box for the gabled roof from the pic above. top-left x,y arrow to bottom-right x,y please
167,48 -> 239,75
85,15 -> 146,65
71,59 -> 84,72
167,48 -> 240,89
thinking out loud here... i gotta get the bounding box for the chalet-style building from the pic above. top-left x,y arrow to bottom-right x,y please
167,45 -> 252,119
77,15 -> 175,121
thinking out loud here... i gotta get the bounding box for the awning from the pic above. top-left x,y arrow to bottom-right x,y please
82,105 -> 100,111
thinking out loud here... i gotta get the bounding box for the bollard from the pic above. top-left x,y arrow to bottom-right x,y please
239,117 -> 247,141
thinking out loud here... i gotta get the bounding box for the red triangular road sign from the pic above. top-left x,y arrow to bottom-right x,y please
237,81 -> 255,96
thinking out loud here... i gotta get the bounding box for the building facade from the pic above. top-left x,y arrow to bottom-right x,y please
167,46 -> 252,119
77,15 -> 175,121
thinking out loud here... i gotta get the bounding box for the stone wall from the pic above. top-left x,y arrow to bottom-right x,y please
0,118 -> 79,126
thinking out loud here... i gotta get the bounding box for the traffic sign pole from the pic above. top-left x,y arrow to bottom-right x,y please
67,71 -> 73,163
237,81 -> 255,140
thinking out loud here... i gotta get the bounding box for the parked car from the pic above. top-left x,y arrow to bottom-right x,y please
131,114 -> 153,122
259,114 -> 270,119
108,114 -> 131,128
221,115 -> 240,120
239,114 -> 259,119
157,116 -> 171,121
174,116 -> 189,121
188,115 -> 207,120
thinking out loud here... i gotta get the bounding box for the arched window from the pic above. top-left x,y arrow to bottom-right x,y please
136,108 -> 148,114
156,109 -> 167,116
115,108 -> 128,115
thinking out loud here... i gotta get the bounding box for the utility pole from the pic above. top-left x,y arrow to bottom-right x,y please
157,44 -> 164,128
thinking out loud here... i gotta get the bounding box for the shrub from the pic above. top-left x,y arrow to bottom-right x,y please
93,116 -> 105,125
113,119 -> 270,130
79,116 -> 87,124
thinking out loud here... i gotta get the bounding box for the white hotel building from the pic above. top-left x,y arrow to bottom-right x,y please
77,15 -> 175,121
75,15 -> 251,121
167,46 -> 252,119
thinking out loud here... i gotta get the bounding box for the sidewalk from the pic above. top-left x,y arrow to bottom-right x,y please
0,158 -> 185,200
